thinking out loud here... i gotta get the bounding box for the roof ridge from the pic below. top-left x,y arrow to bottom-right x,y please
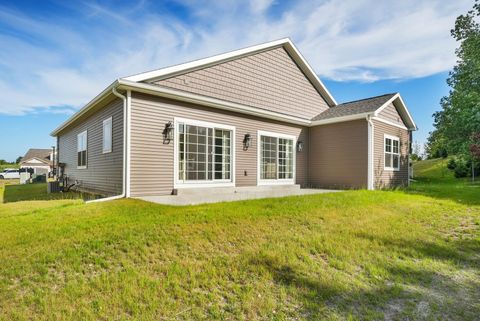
337,93 -> 397,106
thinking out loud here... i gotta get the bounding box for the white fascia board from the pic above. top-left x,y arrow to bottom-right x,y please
374,93 -> 417,131
310,112 -> 373,126
124,38 -> 290,82
123,38 -> 337,107
50,80 -> 119,136
396,94 -> 418,131
117,79 -> 312,126
20,157 -> 50,165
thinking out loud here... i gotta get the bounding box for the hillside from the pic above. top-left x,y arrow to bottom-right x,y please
413,158 -> 453,180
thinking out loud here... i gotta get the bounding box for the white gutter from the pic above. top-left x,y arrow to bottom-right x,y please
86,87 -> 128,203
311,112 -> 372,126
366,115 -> 374,190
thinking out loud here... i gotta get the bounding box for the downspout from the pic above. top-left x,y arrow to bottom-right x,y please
408,130 -> 412,185
87,85 -> 128,203
366,115 -> 374,190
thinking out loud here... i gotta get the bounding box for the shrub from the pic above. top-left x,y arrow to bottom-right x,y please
450,156 -> 471,178
447,158 -> 456,170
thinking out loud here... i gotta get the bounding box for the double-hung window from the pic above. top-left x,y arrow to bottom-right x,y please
176,118 -> 234,187
384,135 -> 400,171
258,131 -> 295,184
77,130 -> 87,169
102,117 -> 112,153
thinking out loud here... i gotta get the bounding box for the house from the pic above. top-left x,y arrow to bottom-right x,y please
19,148 -> 54,175
51,38 -> 417,198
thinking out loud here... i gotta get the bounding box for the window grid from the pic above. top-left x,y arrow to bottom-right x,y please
77,131 -> 87,168
385,136 -> 400,170
261,136 -> 277,179
278,138 -> 293,179
178,122 -> 232,183
260,135 -> 293,180
102,117 -> 112,153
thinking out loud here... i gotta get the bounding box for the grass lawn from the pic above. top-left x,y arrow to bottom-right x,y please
0,160 -> 479,320
1,180 -> 97,203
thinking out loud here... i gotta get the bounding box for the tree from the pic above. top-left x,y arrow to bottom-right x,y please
425,130 -> 447,159
426,1 -> 480,160
411,140 -> 423,161
15,156 -> 23,164
470,132 -> 480,181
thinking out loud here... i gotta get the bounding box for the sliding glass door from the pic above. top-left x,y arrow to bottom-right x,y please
259,131 -> 295,184
177,119 -> 233,185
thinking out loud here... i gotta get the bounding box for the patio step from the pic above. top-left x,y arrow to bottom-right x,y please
175,184 -> 301,196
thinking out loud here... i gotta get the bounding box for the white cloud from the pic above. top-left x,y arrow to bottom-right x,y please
0,0 -> 473,115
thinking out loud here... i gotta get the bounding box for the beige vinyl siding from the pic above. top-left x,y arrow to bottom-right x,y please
378,102 -> 404,126
130,92 -> 308,197
373,120 -> 409,188
58,98 -> 123,195
150,47 -> 330,120
308,120 -> 368,189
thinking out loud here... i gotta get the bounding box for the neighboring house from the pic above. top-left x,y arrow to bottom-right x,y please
51,38 -> 416,197
19,148 -> 53,175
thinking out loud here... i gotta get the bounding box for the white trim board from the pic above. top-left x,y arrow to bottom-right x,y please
367,116 -> 374,190
126,90 -> 132,197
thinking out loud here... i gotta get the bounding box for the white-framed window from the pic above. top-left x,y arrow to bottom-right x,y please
174,118 -> 235,188
257,130 -> 295,185
77,130 -> 87,169
384,134 -> 400,171
102,117 -> 112,153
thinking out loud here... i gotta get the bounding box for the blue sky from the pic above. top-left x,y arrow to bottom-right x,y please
0,0 -> 472,161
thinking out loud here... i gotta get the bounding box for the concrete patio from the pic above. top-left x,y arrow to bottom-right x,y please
137,185 -> 341,206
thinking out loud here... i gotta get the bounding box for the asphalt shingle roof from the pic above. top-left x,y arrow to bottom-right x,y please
21,148 -> 52,163
312,93 -> 397,121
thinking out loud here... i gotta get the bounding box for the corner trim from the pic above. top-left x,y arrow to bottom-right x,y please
366,116 -> 374,190
126,90 -> 132,197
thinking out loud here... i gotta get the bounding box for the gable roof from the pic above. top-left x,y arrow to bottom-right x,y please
124,38 -> 337,107
311,93 -> 417,130
51,39 -> 417,136
21,148 -> 51,164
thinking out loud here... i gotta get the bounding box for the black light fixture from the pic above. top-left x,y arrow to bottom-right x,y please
163,121 -> 174,143
243,133 -> 252,150
297,141 -> 304,152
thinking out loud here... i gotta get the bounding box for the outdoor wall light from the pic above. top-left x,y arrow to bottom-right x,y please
243,133 -> 252,150
163,121 -> 174,143
297,141 -> 304,152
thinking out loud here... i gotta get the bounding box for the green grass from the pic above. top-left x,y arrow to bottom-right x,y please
0,161 -> 479,320
409,158 -> 480,205
1,181 -> 97,203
